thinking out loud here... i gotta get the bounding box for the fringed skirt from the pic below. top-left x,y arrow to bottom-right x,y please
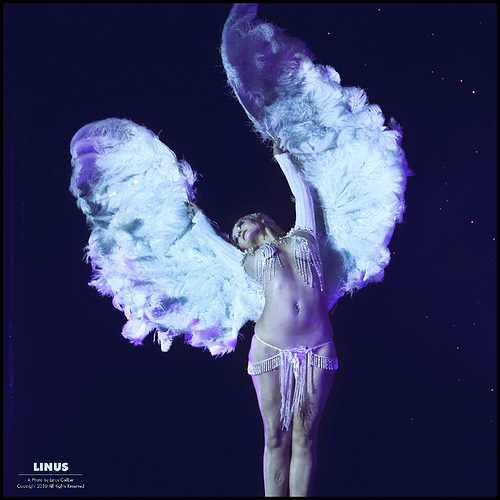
247,335 -> 338,430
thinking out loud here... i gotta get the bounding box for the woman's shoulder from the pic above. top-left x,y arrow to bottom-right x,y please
286,226 -> 318,245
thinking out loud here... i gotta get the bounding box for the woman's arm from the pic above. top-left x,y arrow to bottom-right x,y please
273,144 -> 316,236
191,210 -> 244,274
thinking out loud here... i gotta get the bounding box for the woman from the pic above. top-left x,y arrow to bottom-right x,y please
192,140 -> 338,496
239,144 -> 337,497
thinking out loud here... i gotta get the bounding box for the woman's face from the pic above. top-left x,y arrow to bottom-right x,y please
232,217 -> 264,250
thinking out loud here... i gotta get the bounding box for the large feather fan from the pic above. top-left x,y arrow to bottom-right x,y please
221,3 -> 411,308
70,118 -> 263,355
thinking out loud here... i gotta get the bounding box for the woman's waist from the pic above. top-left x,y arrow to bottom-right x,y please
263,282 -> 328,313
254,315 -> 333,349
249,327 -> 336,362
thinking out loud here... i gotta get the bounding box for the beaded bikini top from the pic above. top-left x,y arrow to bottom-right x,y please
243,227 -> 324,294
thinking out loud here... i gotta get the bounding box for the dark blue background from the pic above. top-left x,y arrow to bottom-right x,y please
4,3 -> 496,496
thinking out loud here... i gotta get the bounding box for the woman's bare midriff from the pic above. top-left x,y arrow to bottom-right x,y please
251,241 -> 334,353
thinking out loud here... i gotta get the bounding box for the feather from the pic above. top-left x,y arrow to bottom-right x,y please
221,3 -> 411,306
70,118 -> 263,355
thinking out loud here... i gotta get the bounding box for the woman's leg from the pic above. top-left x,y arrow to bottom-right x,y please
251,368 -> 292,496
289,343 -> 336,496
249,335 -> 292,496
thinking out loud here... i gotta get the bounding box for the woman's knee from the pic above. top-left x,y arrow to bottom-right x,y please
264,425 -> 290,450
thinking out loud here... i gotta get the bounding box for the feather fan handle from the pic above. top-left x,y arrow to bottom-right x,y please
221,4 -> 411,307
70,118 -> 263,355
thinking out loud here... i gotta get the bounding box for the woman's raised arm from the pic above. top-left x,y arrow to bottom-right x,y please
273,144 -> 316,237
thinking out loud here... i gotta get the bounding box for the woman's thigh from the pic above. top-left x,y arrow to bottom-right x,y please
248,336 -> 286,437
293,341 -> 337,435
293,364 -> 335,438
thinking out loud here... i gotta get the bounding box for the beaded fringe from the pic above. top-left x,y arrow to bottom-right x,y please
247,354 -> 281,375
247,349 -> 338,430
253,233 -> 324,293
254,244 -> 283,294
293,236 -> 324,291
310,352 -> 338,371
247,351 -> 337,375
